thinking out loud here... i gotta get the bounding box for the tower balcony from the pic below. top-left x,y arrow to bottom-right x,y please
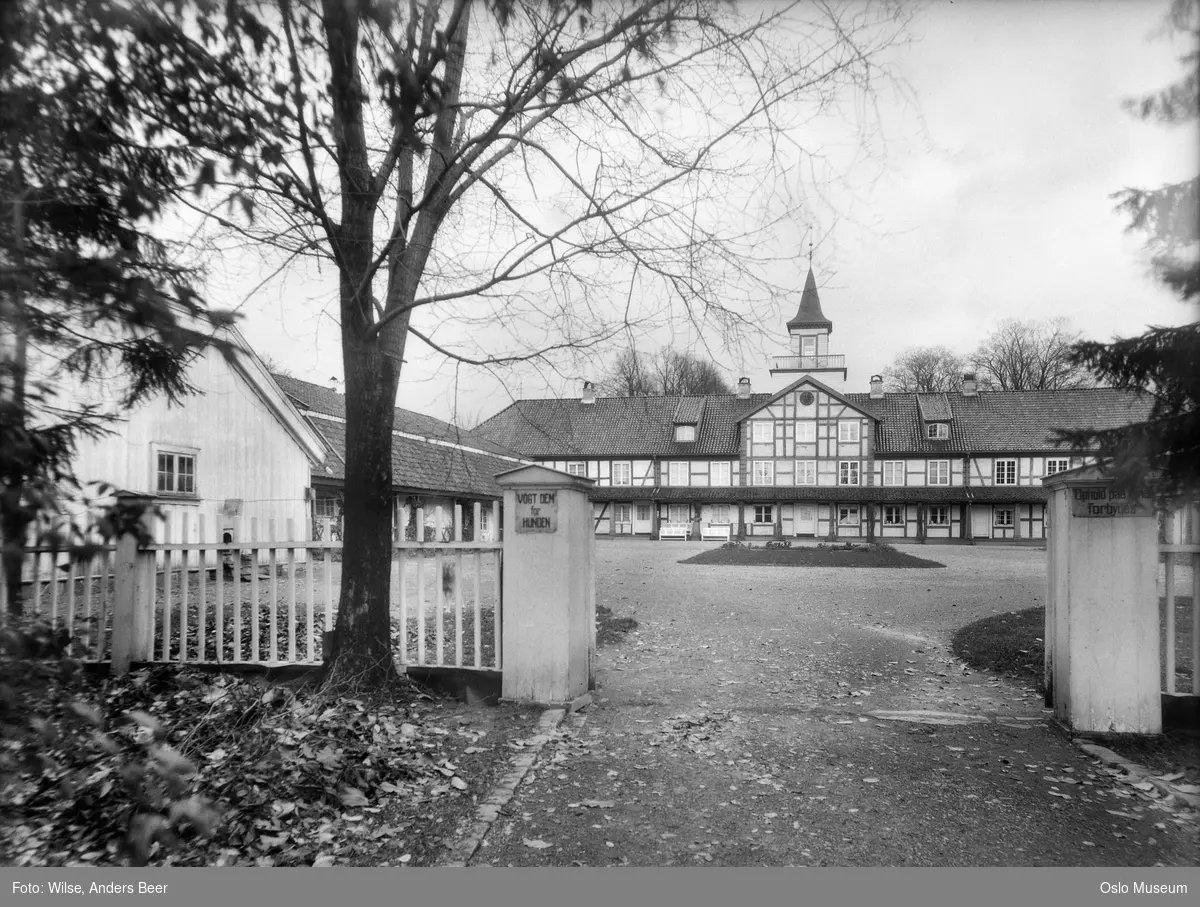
770,354 -> 846,372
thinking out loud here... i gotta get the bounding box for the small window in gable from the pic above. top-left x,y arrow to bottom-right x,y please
926,422 -> 949,440
675,424 -> 696,442
751,421 -> 773,444
156,450 -> 196,496
838,421 -> 860,443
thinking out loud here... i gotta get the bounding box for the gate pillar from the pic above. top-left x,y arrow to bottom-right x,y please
495,465 -> 596,704
1043,466 -> 1160,733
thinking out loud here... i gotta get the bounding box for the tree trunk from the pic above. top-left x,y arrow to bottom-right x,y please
326,336 -> 402,684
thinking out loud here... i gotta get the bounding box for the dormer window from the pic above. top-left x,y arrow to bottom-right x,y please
926,422 -> 949,440
675,424 -> 696,442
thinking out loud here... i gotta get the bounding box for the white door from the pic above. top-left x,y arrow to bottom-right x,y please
971,507 -> 991,538
795,504 -> 817,536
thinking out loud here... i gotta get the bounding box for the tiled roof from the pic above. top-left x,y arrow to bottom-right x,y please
274,374 -> 518,459
848,388 -> 1152,455
672,397 -> 705,425
475,393 -> 771,457
786,268 -> 833,332
307,415 -> 513,498
916,393 -> 953,422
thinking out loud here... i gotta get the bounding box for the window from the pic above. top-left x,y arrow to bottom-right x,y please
795,421 -> 816,443
882,461 -> 905,486
752,460 -> 775,486
994,459 -> 1017,485
635,505 -> 652,522
566,462 -> 587,477
612,462 -> 632,486
801,336 -> 816,356
929,505 -> 950,526
883,505 -> 904,526
838,421 -> 860,443
926,422 -> 949,440
314,495 -> 340,520
709,461 -> 731,486
838,461 -> 860,486
669,461 -> 689,486
710,504 -> 730,524
752,421 -> 773,444
668,504 -> 690,524
156,451 -> 196,496
674,425 -> 696,443
614,504 -> 631,523
994,507 -> 1014,527
838,506 -> 859,526
753,505 -> 774,524
1045,458 -> 1070,476
794,460 -> 817,486
928,460 -> 950,486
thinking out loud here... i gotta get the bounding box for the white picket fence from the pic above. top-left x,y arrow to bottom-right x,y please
1,502 -> 502,673
1160,503 -> 1200,696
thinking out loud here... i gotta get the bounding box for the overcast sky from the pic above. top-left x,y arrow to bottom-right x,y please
225,0 -> 1198,426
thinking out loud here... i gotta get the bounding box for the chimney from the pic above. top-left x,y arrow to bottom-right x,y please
582,380 -> 595,404
869,374 -> 884,399
961,372 -> 978,397
737,376 -> 751,400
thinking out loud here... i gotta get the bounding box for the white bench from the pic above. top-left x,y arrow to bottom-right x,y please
658,524 -> 690,540
700,524 -> 732,542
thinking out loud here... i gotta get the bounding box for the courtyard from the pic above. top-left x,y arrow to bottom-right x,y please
465,540 -> 1198,867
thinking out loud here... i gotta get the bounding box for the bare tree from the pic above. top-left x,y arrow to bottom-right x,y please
104,0 -> 907,682
602,345 -> 729,395
601,346 -> 654,396
972,319 -> 1094,391
882,346 -> 965,393
653,348 -> 732,395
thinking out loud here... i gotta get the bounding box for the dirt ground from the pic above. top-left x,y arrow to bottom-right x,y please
460,540 -> 1199,867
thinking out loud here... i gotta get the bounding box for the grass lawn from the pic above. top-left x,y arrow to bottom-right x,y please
681,541 -> 945,569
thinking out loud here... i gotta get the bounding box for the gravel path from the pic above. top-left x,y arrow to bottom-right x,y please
464,541 -> 1199,867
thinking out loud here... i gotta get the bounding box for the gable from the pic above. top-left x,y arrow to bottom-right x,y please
739,375 -> 878,424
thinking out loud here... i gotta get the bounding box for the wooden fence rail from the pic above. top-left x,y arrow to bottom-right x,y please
1,502 -> 503,675
1160,503 -> 1200,696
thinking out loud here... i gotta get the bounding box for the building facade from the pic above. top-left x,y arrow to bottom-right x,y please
275,375 -> 526,541
476,269 -> 1152,543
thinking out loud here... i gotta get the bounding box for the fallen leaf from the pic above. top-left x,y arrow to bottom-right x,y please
450,777 -> 468,791
523,838 -> 552,849
863,778 -> 880,784
582,800 -> 616,809
339,786 -> 369,807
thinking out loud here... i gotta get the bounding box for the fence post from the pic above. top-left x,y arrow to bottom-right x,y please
111,496 -> 158,675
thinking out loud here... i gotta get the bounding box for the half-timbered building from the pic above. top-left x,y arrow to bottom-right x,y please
476,268 -> 1152,543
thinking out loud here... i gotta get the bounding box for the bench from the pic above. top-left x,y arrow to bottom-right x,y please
658,524 -> 690,540
700,524 -> 732,542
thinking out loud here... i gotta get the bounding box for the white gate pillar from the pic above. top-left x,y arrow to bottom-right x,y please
495,465 -> 595,704
1043,466 -> 1160,733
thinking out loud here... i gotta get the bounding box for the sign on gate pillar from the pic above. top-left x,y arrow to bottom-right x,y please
1042,466 -> 1160,733
495,465 -> 596,704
